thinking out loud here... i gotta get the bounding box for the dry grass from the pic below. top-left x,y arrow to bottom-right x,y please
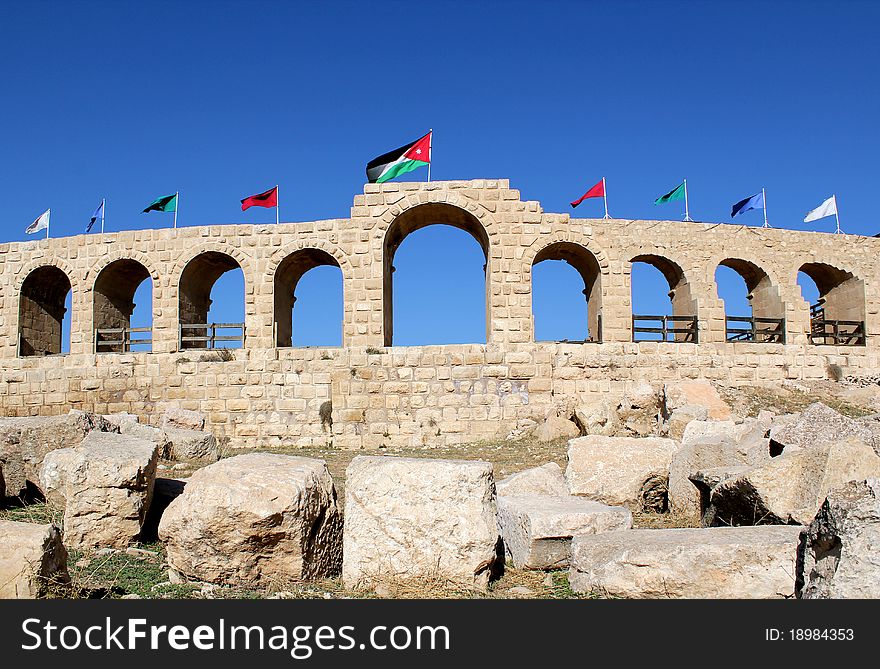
720,382 -> 873,419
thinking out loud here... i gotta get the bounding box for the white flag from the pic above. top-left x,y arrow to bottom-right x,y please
25,209 -> 50,234
804,196 -> 837,223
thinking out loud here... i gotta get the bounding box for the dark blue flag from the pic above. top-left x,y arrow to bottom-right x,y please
86,200 -> 104,232
731,192 -> 764,218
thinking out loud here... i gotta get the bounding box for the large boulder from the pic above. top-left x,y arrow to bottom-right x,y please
615,383 -> 661,437
0,411 -> 117,497
532,414 -> 580,443
709,437 -> 880,526
40,432 -> 159,550
566,436 -> 680,511
798,478 -> 880,599
159,454 -> 342,586
161,407 -> 206,432
496,462 -> 567,497
118,422 -> 172,459
569,526 -> 801,599
0,521 -> 69,598
162,427 -> 219,462
662,380 -> 733,440
343,456 -> 499,591
770,403 -> 877,454
498,494 -> 631,570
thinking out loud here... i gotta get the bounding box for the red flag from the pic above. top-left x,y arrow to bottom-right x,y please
570,179 -> 605,208
241,186 -> 278,211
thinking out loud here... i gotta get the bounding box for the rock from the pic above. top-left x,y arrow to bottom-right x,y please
770,403 -> 877,455
342,456 -> 499,591
161,407 -> 206,432
533,414 -> 580,443
665,405 -> 707,441
663,380 -> 733,421
566,436 -> 680,511
0,521 -> 69,598
798,478 -> 880,599
141,478 -> 187,541
102,412 -> 139,429
569,526 -> 801,599
163,427 -> 219,462
615,383 -> 660,437
40,432 -> 159,550
0,462 -> 4,499
119,422 -> 172,459
507,586 -> 533,596
498,494 -> 632,570
709,437 -> 880,526
159,454 -> 342,586
0,411 -> 117,497
496,462 -> 567,497
574,401 -> 619,437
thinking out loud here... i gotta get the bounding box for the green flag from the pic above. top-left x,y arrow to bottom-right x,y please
654,182 -> 686,205
143,193 -> 178,213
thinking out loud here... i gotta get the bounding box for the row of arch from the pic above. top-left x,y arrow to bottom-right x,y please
14,202 -> 869,355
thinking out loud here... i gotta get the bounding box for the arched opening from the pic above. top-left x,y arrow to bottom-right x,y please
799,263 -> 866,346
532,242 -> 602,343
179,252 -> 245,349
19,266 -> 71,356
631,255 -> 697,342
715,258 -> 784,343
94,259 -> 153,353
274,249 -> 343,347
383,203 -> 489,346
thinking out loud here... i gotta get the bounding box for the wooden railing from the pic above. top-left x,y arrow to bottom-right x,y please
95,327 -> 152,353
725,316 -> 785,343
632,315 -> 698,343
809,319 -> 865,346
179,323 -> 245,350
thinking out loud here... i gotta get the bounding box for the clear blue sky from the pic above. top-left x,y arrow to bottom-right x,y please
3,1 -> 877,347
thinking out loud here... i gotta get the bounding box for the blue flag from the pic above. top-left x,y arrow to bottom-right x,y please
87,200 -> 104,232
731,192 -> 764,218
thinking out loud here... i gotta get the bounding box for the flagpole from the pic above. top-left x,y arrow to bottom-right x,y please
276,184 -> 280,225
834,194 -> 841,234
46,209 -> 50,239
174,191 -> 178,229
683,179 -> 692,222
762,187 -> 769,228
427,128 -> 432,183
101,198 -> 105,234
602,177 -> 610,219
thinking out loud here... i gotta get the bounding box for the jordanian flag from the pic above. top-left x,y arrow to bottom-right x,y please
143,193 -> 178,213
366,131 -> 432,183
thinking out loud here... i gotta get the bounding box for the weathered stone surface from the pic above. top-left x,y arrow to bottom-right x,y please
102,412 -> 139,429
118,422 -> 172,459
569,526 -> 801,599
159,454 -> 342,586
161,407 -> 206,431
615,383 -> 660,437
40,432 -> 159,549
798,478 -> 880,599
163,427 -> 219,462
566,436 -> 680,511
343,456 -> 499,591
770,403 -> 877,454
496,462 -> 567,497
0,462 -> 5,499
533,414 -> 580,443
0,521 -> 69,598
498,494 -> 632,569
710,437 -> 880,526
574,401 -> 619,437
0,411 -> 117,497
663,380 -> 733,421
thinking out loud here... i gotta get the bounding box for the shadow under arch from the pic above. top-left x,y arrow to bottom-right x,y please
178,251 -> 244,349
532,241 -> 602,342
93,258 -> 153,352
716,257 -> 785,343
383,202 -> 490,346
798,262 -> 866,345
19,265 -> 72,356
630,254 -> 697,342
274,248 -> 343,347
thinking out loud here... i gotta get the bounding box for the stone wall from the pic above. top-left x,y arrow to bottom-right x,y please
1,179 -> 879,448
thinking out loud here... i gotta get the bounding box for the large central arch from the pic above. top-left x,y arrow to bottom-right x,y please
383,203 -> 490,346
94,258 -> 153,352
532,241 -> 602,342
178,251 -> 245,349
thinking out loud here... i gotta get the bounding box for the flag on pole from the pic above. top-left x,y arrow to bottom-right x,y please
366,131 -> 432,183
570,179 -> 605,208
731,191 -> 764,218
26,209 -> 50,235
142,193 -> 178,214
240,186 -> 278,211
804,195 -> 837,223
654,182 -> 686,205
86,200 -> 104,232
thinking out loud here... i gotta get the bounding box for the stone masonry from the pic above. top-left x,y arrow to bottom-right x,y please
0,180 -> 878,449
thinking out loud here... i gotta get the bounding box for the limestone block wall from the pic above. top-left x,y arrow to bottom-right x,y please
0,179 -> 879,449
